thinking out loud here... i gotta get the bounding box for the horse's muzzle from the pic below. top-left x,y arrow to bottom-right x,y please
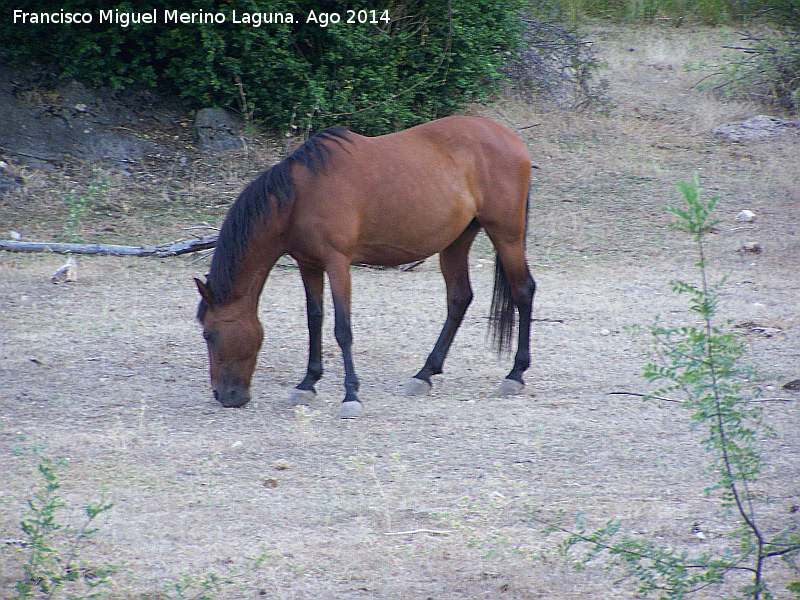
213,385 -> 251,408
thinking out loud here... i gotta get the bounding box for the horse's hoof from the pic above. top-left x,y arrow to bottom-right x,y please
404,377 -> 432,397
338,400 -> 363,419
497,378 -> 525,397
287,388 -> 316,406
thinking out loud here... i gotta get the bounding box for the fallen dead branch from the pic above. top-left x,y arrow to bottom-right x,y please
0,234 -> 218,258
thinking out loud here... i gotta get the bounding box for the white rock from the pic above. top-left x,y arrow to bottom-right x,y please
736,210 -> 756,223
50,257 -> 77,284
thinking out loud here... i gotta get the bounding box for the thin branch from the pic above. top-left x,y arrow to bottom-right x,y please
763,545 -> 800,559
605,391 -> 682,403
383,529 -> 453,536
606,391 -> 793,404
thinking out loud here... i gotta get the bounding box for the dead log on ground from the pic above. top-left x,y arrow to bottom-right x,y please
0,234 -> 218,257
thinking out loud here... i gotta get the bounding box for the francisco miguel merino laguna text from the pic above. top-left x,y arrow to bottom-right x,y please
12,9 -> 391,28
13,9 -> 295,28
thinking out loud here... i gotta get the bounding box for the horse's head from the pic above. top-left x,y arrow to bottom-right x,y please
194,278 -> 263,407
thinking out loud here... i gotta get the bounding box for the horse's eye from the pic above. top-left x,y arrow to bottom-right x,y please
203,331 -> 215,343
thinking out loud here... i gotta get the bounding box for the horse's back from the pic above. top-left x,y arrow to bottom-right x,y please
358,115 -> 530,202
288,116 -> 531,267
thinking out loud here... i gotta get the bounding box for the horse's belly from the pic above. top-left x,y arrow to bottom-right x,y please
351,212 -> 474,267
350,241 -> 436,267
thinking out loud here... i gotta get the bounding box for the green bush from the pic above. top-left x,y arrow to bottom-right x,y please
1,0 -> 526,134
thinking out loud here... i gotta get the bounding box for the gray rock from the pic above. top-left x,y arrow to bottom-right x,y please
195,108 -> 245,152
713,115 -> 800,142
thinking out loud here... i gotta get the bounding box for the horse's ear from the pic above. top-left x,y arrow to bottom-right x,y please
194,277 -> 214,306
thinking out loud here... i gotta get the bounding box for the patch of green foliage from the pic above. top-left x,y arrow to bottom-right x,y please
754,0 -> 800,28
60,168 -> 110,243
1,0 -> 527,135
157,551 -> 274,600
4,453 -> 277,599
8,457 -> 115,600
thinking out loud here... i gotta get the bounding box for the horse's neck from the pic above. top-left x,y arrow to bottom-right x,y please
232,226 -> 286,307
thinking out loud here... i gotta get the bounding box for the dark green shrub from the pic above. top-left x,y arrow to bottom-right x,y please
2,0 -> 527,134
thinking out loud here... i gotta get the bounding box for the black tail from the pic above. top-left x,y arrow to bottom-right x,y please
489,187 -> 532,355
489,255 -> 516,355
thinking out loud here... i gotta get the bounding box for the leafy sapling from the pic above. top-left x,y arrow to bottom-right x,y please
10,456 -> 115,600
542,174 -> 800,600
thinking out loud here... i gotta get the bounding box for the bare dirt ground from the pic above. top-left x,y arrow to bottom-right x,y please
2,25 -> 799,599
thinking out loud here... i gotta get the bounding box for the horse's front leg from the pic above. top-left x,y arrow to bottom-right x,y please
326,257 -> 362,418
288,263 -> 326,406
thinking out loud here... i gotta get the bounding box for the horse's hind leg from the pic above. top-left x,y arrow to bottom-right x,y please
405,221 -> 481,396
492,241 -> 536,397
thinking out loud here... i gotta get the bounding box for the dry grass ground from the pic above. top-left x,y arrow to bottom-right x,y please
1,25 -> 799,599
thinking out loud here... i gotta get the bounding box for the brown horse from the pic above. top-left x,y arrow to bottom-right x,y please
195,115 -> 535,418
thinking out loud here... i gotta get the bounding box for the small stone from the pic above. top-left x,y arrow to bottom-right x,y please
739,242 -> 762,254
599,328 -> 611,336
736,209 -> 756,223
273,459 -> 291,471
263,477 -> 279,488
9,230 -> 21,240
647,61 -> 674,71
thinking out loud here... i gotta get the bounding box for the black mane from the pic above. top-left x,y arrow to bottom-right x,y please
197,127 -> 352,321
